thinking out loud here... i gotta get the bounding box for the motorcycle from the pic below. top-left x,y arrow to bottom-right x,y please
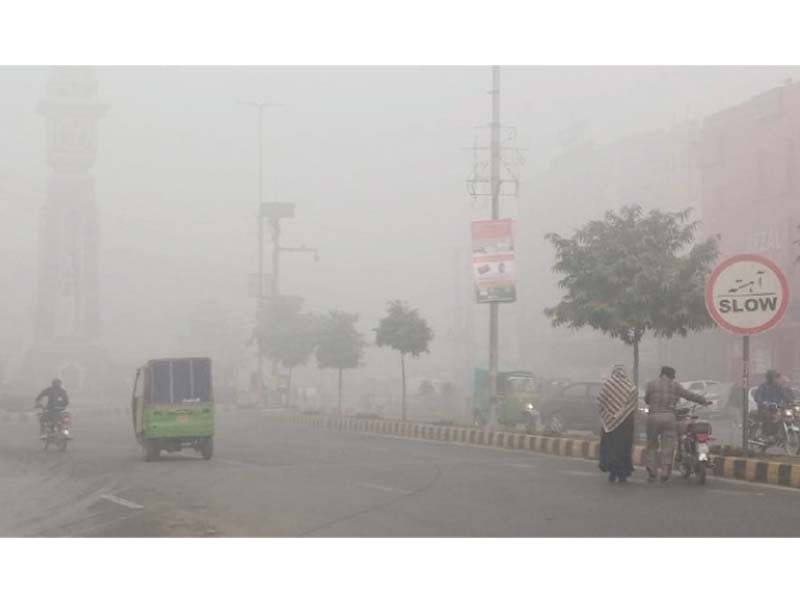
522,402 -> 539,434
747,401 -> 800,456
676,404 -> 713,485
39,408 -> 72,452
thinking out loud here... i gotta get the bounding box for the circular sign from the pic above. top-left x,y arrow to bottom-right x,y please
705,254 -> 790,335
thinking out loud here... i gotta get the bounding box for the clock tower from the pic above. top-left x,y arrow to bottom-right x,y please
19,67 -> 111,394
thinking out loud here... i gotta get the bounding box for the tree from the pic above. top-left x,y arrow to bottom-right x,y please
251,296 -> 318,400
375,300 -> 434,421
544,205 -> 719,389
315,311 -> 365,413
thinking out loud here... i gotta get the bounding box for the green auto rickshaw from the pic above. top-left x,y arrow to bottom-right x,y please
470,368 -> 539,433
132,357 -> 215,462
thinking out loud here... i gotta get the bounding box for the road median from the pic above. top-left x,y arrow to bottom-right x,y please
275,412 -> 800,490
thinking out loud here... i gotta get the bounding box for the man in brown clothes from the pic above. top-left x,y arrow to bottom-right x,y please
643,366 -> 709,483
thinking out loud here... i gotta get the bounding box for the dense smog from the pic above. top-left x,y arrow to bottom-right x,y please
3,65 -> 800,537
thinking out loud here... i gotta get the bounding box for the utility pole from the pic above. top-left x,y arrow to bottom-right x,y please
242,102 -> 319,408
262,201 -> 319,407
465,66 -> 525,427
241,100 -> 281,396
489,66 -> 501,414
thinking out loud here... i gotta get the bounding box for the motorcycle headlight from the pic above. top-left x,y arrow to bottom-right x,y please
786,410 -> 794,417
526,403 -> 534,411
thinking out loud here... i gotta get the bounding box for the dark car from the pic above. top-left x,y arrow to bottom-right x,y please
539,381 -> 604,434
539,381 -> 647,438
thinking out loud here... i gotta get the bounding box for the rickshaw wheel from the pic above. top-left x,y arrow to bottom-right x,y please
200,437 -> 213,460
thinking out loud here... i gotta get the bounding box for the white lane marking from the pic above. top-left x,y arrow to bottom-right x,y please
357,482 -> 414,495
560,470 -> 596,477
100,494 -> 144,510
216,458 -> 261,468
503,463 -> 536,469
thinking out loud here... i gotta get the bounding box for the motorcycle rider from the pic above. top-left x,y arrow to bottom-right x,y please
34,378 -> 69,439
753,370 -> 793,438
643,366 -> 710,483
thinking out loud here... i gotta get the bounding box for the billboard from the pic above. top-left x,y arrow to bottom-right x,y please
471,219 -> 516,303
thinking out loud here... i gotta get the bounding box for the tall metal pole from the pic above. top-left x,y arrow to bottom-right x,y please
271,218 -> 280,297
489,66 -> 501,416
258,108 -> 265,301
256,106 -> 266,390
241,101 -> 280,397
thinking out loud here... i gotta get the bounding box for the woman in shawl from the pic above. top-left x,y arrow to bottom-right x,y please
598,364 -> 637,483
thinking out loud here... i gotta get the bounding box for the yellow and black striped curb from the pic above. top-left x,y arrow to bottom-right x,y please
276,413 -> 800,490
279,413 -> 602,459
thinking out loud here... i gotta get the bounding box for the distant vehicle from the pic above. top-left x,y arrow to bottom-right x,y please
681,380 -> 727,412
470,369 -> 539,433
539,381 -> 604,434
132,357 -> 215,462
540,381 -> 647,437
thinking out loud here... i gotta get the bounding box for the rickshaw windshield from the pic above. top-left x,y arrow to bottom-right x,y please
507,377 -> 535,393
150,359 -> 212,404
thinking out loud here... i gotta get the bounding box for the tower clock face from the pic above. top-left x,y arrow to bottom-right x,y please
52,117 -> 92,155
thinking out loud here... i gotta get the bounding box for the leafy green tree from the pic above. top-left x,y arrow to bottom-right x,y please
375,300 -> 434,421
252,296 -> 318,399
544,205 -> 718,388
315,311 -> 365,413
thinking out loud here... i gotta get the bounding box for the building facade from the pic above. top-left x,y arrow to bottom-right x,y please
697,79 -> 800,381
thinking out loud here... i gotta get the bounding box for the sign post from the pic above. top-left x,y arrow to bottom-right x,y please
742,335 -> 749,450
705,254 -> 790,452
471,219 -> 516,304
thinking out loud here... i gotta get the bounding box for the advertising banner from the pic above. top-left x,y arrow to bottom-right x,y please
471,219 -> 516,303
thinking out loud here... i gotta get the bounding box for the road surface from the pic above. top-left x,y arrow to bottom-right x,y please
1,409 -> 799,536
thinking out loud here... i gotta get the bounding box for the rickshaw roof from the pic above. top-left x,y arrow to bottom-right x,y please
144,357 -> 212,366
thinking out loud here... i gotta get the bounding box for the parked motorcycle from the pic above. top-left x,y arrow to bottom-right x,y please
676,404 -> 712,485
39,409 -> 72,452
747,401 -> 800,456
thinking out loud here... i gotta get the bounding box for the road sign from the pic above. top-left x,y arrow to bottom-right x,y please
471,219 -> 516,303
705,253 -> 790,335
705,253 -> 790,450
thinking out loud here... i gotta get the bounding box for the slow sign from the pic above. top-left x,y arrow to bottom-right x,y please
705,254 -> 790,335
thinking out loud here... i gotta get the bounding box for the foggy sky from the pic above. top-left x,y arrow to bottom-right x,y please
2,66 -> 800,388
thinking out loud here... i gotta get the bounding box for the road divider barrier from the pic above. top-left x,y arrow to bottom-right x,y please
276,413 -> 602,461
274,412 -> 800,490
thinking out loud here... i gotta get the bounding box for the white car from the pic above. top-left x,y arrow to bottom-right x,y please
681,380 -> 727,411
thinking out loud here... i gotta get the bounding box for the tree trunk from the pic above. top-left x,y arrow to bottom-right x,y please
633,339 -> 640,392
337,368 -> 343,414
400,352 -> 406,422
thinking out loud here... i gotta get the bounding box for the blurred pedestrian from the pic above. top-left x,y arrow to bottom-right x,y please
598,364 -> 637,483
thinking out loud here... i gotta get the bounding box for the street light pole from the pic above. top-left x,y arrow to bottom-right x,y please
241,100 -> 281,394
488,66 -> 501,425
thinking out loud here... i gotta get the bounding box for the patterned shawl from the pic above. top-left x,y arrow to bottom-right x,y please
598,365 -> 637,433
